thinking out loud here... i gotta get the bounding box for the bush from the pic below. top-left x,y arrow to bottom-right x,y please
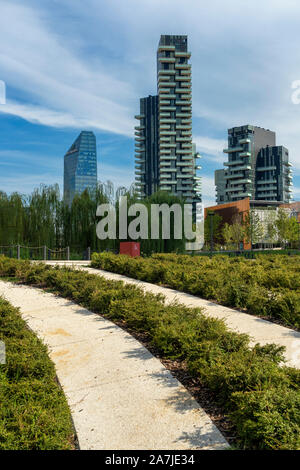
1,256 -> 300,449
91,252 -> 300,329
0,297 -> 74,449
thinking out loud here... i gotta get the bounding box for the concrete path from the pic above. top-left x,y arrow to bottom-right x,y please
45,261 -> 300,369
0,280 -> 228,450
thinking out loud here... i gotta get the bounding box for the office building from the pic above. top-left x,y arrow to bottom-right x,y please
64,131 -> 97,206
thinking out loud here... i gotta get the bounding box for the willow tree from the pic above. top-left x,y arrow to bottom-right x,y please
26,184 -> 61,248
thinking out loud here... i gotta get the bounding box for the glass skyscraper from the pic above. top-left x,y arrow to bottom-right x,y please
64,131 -> 97,206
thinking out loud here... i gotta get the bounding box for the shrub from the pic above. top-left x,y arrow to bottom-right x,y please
1,257 -> 300,450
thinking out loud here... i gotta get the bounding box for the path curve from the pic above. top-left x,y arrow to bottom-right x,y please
0,280 -> 228,450
45,261 -> 300,369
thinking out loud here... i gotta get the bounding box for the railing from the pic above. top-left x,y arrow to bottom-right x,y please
0,245 -> 92,261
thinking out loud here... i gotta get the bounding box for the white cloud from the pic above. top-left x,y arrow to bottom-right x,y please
0,0 -> 300,196
193,136 -> 226,163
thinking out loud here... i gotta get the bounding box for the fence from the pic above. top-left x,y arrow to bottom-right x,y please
0,245 -> 91,261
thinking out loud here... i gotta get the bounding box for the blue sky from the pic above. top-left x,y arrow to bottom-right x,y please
0,0 -> 300,206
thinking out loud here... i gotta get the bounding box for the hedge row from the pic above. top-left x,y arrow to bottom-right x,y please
91,252 -> 300,330
1,256 -> 300,449
0,296 -> 74,449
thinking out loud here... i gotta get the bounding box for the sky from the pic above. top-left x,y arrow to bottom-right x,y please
0,0 -> 300,207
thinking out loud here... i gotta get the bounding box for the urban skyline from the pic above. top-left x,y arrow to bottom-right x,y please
0,1 -> 300,207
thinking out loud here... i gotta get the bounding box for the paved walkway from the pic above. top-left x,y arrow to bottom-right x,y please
0,280 -> 228,450
45,261 -> 300,369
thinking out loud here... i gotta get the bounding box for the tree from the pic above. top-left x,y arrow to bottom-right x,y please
204,212 -> 223,246
243,210 -> 264,248
222,215 -> 245,250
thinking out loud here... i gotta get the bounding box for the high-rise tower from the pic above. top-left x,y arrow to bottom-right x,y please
64,131 -> 97,206
135,95 -> 159,197
157,35 -> 197,203
215,125 -> 292,204
134,35 -> 201,204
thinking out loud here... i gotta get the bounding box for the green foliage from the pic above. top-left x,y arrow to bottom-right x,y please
1,257 -> 300,449
0,186 -> 186,256
91,252 -> 300,329
204,212 -> 223,245
222,216 -> 245,249
0,297 -> 74,449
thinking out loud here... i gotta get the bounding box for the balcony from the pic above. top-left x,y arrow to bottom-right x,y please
176,149 -> 193,154
159,82 -> 176,87
224,160 -> 244,166
174,51 -> 191,58
223,147 -> 243,153
160,168 -> 177,172
256,166 -> 277,171
160,94 -> 176,100
160,118 -> 176,123
160,131 -> 176,136
175,64 -> 191,69
175,88 -> 190,94
160,143 -> 176,148
240,152 -> 251,157
175,100 -> 192,106
158,45 -> 175,51
256,179 -> 277,185
224,173 -> 244,179
159,106 -> 176,111
158,69 -> 176,75
176,125 -> 192,130
134,114 -> 145,120
158,57 -> 176,63
175,75 -> 191,81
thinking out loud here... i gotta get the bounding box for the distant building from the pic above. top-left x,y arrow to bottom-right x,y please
64,131 -> 97,206
215,125 -> 293,204
205,198 -> 299,249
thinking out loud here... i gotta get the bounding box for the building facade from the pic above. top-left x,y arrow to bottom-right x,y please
135,35 -> 201,205
255,145 -> 293,202
64,131 -> 97,207
215,125 -> 292,204
135,95 -> 159,197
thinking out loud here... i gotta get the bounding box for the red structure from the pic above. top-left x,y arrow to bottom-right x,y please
119,242 -> 140,257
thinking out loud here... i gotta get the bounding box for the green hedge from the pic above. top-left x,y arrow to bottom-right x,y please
0,296 -> 74,450
91,252 -> 300,330
1,256 -> 300,449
